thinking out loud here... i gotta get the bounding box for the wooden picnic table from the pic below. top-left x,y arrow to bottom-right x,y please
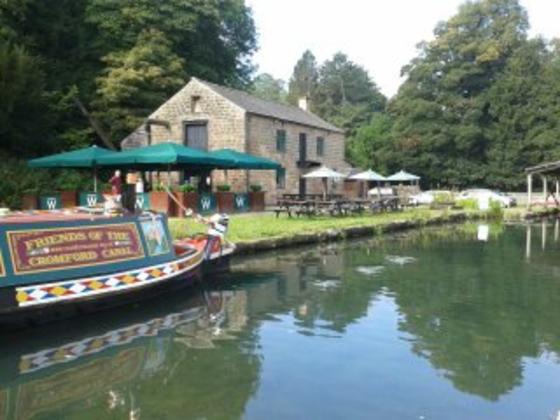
274,196 -> 401,218
369,196 -> 400,212
275,199 -> 316,217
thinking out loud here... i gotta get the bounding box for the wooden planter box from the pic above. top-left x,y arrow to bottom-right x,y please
150,191 -> 176,215
175,192 -> 199,217
22,194 -> 38,210
60,190 -> 77,208
216,191 -> 234,213
249,191 -> 265,212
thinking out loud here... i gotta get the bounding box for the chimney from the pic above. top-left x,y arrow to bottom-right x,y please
298,96 -> 309,111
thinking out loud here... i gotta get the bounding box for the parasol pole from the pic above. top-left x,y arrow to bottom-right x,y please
323,177 -> 327,200
93,166 -> 98,193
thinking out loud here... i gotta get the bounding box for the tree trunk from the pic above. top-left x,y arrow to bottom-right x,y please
73,96 -> 116,150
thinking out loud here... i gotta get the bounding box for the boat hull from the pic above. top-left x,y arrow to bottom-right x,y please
0,248 -> 204,328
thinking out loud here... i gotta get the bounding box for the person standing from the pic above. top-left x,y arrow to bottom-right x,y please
109,170 -> 122,196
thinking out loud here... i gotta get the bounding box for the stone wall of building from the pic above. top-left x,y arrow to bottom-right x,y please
246,114 -> 348,204
146,79 -> 249,191
126,78 -> 348,201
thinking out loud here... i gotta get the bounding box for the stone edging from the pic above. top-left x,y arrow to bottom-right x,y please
524,208 -> 559,220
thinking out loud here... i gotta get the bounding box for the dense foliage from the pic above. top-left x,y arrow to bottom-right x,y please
283,51 -> 386,136
0,0 -> 257,156
1,0 -> 559,195
347,0 -> 560,190
250,73 -> 287,103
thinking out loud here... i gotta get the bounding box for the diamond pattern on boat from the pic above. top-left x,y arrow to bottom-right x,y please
15,251 -> 203,307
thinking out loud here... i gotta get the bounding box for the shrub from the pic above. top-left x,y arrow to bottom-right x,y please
216,184 -> 231,192
433,192 -> 454,204
0,154 -> 91,208
153,182 -> 167,192
55,169 -> 92,191
486,199 -> 504,220
456,198 -> 478,210
249,184 -> 262,192
178,183 -> 196,193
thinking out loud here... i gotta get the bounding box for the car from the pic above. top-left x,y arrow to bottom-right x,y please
457,189 -> 517,208
409,190 -> 454,206
367,186 -> 395,197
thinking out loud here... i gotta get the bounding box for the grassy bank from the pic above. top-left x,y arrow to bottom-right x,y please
168,206 -> 556,247
169,208 -> 483,243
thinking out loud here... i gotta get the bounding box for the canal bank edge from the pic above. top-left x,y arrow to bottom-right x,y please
233,208 -> 560,256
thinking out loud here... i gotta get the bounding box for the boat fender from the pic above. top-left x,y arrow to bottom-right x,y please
207,214 -> 229,238
204,214 -> 229,259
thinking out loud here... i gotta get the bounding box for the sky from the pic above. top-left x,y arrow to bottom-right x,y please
246,0 -> 560,98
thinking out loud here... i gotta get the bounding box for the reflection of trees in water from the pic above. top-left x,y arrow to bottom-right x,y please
373,226 -> 560,400
235,244 -> 383,335
0,290 -> 260,420
243,225 -> 560,401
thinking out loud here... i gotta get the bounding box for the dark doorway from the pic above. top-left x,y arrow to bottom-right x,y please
183,122 -> 209,190
299,178 -> 307,197
299,133 -> 307,162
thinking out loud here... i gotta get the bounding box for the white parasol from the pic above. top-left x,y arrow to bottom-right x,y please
303,166 -> 346,199
349,169 -> 386,182
386,170 -> 420,183
350,169 -> 386,198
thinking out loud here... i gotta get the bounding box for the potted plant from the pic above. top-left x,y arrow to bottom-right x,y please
55,170 -> 82,208
21,187 -> 39,210
19,168 -> 48,210
150,182 -> 176,215
175,183 -> 198,217
215,183 -> 234,213
248,184 -> 265,212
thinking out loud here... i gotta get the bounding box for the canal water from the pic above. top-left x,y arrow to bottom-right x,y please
2,222 -> 560,419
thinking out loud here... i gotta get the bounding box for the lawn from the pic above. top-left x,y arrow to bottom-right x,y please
168,208 -> 461,243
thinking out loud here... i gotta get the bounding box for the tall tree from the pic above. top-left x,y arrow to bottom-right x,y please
287,50 -> 319,107
251,73 -> 287,103
347,113 -> 393,172
314,53 -> 386,136
389,0 -> 529,188
484,38 -> 554,190
0,0 -> 258,154
86,0 -> 256,88
0,42 -> 54,155
94,29 -> 186,142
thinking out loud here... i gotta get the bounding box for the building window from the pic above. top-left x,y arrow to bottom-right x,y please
276,168 -> 286,189
276,129 -> 287,152
184,122 -> 208,150
316,137 -> 325,157
191,95 -> 201,113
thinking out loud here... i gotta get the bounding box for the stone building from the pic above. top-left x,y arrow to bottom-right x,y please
122,77 -> 349,203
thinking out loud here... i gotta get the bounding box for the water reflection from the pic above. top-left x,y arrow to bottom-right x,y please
2,223 -> 560,419
525,219 -> 560,259
0,290 -> 260,419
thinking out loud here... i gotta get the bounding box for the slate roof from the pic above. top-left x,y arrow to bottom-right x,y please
121,78 -> 344,149
195,78 -> 344,133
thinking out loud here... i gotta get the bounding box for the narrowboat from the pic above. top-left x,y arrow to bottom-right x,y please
0,209 -> 235,326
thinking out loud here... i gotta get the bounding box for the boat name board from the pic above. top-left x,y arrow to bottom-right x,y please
7,223 -> 145,275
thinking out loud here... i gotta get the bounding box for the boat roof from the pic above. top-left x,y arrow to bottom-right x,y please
0,210 -> 116,225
